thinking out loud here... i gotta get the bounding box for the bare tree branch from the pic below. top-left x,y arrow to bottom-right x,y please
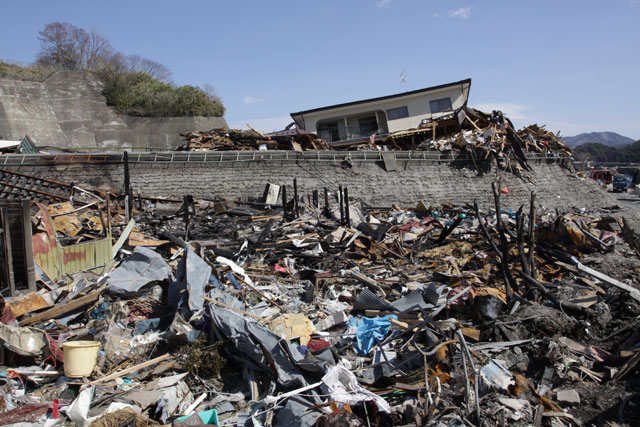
127,55 -> 172,82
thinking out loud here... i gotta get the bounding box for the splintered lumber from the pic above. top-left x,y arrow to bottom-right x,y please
348,270 -> 386,296
112,219 -> 136,258
90,354 -> 171,384
570,256 -> 640,302
389,318 -> 410,329
19,286 -> 105,326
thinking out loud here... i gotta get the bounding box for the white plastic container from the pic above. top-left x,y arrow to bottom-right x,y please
63,341 -> 100,378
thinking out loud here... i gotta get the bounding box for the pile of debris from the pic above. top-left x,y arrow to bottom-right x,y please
340,109 -> 573,172
1,180 -> 639,426
178,128 -> 329,152
176,109 -> 573,177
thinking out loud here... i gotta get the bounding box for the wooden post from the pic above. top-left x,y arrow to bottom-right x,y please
21,200 -> 35,292
324,187 -> 330,218
339,185 -> 344,225
344,187 -> 350,228
123,151 -> 131,221
281,185 -> 288,221
1,207 -> 15,296
528,191 -> 537,277
293,178 -> 299,218
312,190 -> 318,209
105,192 -> 112,238
183,195 -> 191,241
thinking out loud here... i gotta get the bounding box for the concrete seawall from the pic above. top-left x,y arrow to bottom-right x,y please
2,151 -> 616,210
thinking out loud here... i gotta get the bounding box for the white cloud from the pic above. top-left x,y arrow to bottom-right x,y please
449,6 -> 472,19
377,0 -> 392,8
229,115 -> 293,133
433,12 -> 443,18
472,103 -> 529,121
244,96 -> 264,105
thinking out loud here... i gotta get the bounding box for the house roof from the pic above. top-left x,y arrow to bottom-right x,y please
290,78 -> 471,117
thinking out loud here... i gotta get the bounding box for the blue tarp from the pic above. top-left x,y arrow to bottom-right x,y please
348,315 -> 398,356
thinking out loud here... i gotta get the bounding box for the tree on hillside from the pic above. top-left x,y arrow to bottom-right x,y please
35,22 -> 172,80
202,83 -> 224,106
36,22 -> 114,69
126,54 -> 172,83
33,22 -> 225,117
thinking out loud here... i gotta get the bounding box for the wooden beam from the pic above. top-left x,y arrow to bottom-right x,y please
19,286 -> 105,326
90,353 -> 170,385
1,207 -> 15,296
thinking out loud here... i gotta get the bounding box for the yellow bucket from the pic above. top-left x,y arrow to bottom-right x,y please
63,341 -> 100,378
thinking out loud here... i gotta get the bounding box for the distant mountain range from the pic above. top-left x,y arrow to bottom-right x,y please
562,132 -> 635,149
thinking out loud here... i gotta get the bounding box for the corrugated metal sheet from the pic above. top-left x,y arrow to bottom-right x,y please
60,237 -> 111,276
32,202 -> 112,282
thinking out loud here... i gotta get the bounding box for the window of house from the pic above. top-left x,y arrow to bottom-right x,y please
430,97 -> 452,113
387,106 -> 409,120
317,121 -> 340,142
358,116 -> 378,136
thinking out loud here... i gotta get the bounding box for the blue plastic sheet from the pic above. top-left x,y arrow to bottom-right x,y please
348,315 -> 398,356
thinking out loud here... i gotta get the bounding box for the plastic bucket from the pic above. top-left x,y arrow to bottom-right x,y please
63,341 -> 100,378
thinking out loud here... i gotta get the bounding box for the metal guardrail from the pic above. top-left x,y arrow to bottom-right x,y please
0,151 -> 565,166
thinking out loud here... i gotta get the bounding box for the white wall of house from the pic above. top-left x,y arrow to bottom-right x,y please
292,84 -> 468,139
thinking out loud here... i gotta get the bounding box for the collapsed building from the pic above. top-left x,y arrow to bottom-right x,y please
0,79 -> 639,427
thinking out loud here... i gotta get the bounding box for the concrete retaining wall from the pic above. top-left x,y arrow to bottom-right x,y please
4,152 -> 616,210
0,71 -> 227,149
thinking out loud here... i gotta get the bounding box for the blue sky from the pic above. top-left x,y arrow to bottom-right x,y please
2,0 -> 639,139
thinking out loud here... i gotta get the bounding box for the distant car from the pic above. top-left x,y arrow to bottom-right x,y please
613,174 -> 633,192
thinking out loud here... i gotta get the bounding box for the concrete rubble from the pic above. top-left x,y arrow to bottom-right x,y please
0,110 -> 639,426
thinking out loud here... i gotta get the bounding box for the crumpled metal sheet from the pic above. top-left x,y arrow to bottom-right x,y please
353,288 -> 395,311
5,292 -> 52,318
106,247 -> 169,295
0,323 -> 47,356
272,395 -> 322,427
175,246 -> 211,311
209,306 -> 309,389
391,289 -> 433,312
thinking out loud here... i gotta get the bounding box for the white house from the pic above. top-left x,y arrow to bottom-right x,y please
289,78 -> 471,143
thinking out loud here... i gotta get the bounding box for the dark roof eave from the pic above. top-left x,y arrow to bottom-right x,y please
290,78 -> 471,117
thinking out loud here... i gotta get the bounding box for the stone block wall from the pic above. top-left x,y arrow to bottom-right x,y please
6,153 -> 615,211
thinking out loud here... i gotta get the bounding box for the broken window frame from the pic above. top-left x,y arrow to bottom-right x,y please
358,116 -> 378,137
317,121 -> 340,142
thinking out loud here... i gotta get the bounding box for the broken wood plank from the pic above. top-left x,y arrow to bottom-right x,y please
90,354 -> 170,385
348,270 -> 386,296
19,286 -> 105,326
570,256 -> 640,302
112,219 -> 136,258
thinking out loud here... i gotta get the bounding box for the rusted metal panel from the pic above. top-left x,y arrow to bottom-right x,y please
60,237 -> 111,276
32,202 -> 112,282
6,292 -> 50,317
32,202 -> 63,281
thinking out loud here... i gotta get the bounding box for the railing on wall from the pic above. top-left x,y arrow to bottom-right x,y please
0,151 -> 565,166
